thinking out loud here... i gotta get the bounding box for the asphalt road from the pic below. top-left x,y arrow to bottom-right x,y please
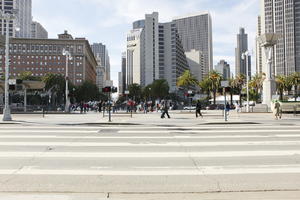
0,113 -> 300,199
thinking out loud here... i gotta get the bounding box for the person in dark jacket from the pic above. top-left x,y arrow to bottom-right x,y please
196,100 -> 203,118
161,100 -> 170,119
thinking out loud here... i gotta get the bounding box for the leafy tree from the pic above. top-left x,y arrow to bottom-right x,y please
42,73 -> 66,106
248,73 -> 264,103
177,70 -> 198,90
150,79 -> 169,99
232,74 -> 245,106
290,72 -> 300,101
19,71 -> 41,81
198,77 -> 211,100
74,81 -> 102,102
208,70 -> 222,105
128,83 -> 142,101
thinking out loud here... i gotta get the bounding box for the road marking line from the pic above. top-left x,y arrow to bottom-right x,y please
0,134 -> 299,139
1,166 -> 300,175
119,129 -> 300,134
0,130 -> 98,133
0,151 -> 299,158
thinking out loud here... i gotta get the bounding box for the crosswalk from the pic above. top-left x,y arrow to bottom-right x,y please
0,124 -> 299,193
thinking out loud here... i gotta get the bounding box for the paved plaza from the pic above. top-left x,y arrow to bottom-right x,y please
0,111 -> 299,199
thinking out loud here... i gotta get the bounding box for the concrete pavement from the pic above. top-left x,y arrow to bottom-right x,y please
0,111 -> 299,199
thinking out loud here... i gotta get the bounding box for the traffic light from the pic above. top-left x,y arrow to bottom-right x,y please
102,87 -> 111,93
112,87 -> 118,93
9,85 -> 15,90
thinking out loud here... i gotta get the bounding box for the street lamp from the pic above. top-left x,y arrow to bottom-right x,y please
257,33 -> 281,108
0,9 -> 17,121
62,49 -> 72,113
242,51 -> 250,113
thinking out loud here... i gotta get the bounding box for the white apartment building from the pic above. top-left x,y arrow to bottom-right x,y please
31,21 -> 48,39
126,28 -> 143,85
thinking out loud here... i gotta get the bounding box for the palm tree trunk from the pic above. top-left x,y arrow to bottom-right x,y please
239,91 -> 242,106
213,90 -> 216,105
280,90 -> 283,101
230,89 -> 233,105
295,85 -> 298,102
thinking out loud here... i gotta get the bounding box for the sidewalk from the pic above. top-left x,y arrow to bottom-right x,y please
1,110 -> 299,126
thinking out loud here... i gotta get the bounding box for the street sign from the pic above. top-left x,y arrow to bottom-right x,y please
8,79 -> 16,85
221,81 -> 229,87
124,90 -> 129,95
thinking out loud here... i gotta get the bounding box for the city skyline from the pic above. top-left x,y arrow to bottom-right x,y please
31,0 -> 259,86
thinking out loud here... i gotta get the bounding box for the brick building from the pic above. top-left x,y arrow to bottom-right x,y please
0,31 -> 97,85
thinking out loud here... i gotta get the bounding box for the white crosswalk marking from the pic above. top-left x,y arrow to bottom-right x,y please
0,124 -> 299,194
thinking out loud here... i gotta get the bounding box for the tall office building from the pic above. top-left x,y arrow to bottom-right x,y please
31,21 -> 48,39
91,43 -> 111,81
185,49 -> 205,82
235,28 -> 251,77
126,28 -> 143,86
173,12 -> 213,77
256,16 -> 263,74
215,60 -> 231,80
15,0 -> 32,38
157,22 -> 189,91
121,52 -> 126,93
259,0 -> 300,76
126,12 -> 190,91
95,54 -> 105,90
0,0 -> 16,37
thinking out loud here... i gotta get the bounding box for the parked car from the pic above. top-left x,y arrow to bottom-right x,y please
183,105 -> 196,110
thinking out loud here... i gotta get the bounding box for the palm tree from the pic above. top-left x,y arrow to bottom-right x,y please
208,70 -> 222,105
198,77 -> 212,99
275,75 -> 288,101
232,74 -> 245,106
290,72 -> 300,101
177,70 -> 198,90
249,73 -> 264,103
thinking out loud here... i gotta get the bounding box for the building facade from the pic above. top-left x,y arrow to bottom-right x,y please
95,54 -> 105,90
121,52 -> 126,93
125,12 -> 192,92
0,0 -> 16,37
256,16 -> 263,74
185,49 -> 205,82
126,28 -> 143,86
235,27 -> 251,77
215,60 -> 231,80
259,0 -> 300,76
173,12 -> 213,76
0,31 -> 97,85
91,43 -> 111,81
31,21 -> 48,39
15,0 -> 32,38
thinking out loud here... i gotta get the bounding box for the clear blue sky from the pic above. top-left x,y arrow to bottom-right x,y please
32,0 -> 260,85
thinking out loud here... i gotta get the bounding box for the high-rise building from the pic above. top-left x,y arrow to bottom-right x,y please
215,60 -> 231,80
31,21 -> 48,39
95,54 -> 105,90
235,28 -> 251,77
157,22 -> 189,91
0,0 -> 16,37
15,0 -> 32,38
121,52 -> 126,93
126,28 -> 143,86
91,43 -> 111,81
259,0 -> 300,76
256,16 -> 263,74
126,12 -> 190,91
185,49 -> 205,82
173,12 -> 213,76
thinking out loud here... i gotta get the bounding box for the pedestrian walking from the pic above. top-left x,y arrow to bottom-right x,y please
161,100 -> 170,119
98,101 -> 102,113
274,100 -> 282,120
196,100 -> 203,118
226,102 -> 230,116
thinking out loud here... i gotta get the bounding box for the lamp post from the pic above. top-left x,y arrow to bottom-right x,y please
242,51 -> 250,113
257,33 -> 281,109
62,49 -> 72,113
1,10 -> 17,121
